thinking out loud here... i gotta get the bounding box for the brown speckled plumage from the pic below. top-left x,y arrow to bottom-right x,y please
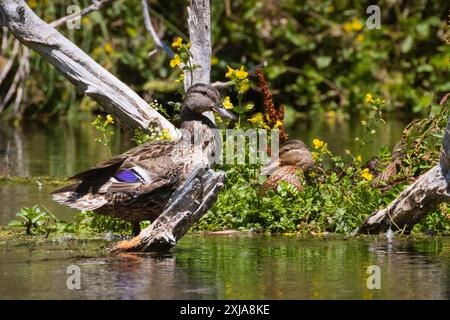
52,84 -> 236,234
261,140 -> 313,194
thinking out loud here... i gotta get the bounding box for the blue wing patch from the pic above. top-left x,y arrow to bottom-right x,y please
115,170 -> 141,183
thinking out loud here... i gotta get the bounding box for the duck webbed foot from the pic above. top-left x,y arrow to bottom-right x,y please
132,221 -> 141,236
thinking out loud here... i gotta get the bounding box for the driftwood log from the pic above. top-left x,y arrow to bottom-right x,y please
112,168 -> 225,252
2,0 -> 223,251
0,0 -> 178,136
357,115 -> 450,235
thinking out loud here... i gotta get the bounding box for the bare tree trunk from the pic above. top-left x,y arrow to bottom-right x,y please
0,0 -> 178,136
357,115 -> 450,235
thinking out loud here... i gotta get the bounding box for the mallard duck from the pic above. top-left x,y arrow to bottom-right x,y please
260,140 -> 313,194
52,84 -> 236,235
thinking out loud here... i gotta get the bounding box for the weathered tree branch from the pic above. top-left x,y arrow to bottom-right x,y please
357,115 -> 450,235
141,0 -> 174,58
50,0 -> 117,28
0,0 -> 178,136
184,0 -> 211,89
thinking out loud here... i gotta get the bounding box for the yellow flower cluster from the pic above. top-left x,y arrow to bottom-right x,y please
170,37 -> 193,83
343,18 -> 363,33
105,114 -> 114,126
365,93 -> 374,104
170,54 -> 181,68
313,138 -> 324,149
361,168 -> 373,182
225,65 -> 250,94
223,96 -> 234,110
248,112 -> 270,129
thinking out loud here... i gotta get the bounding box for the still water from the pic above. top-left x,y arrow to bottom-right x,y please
3,116 -> 449,300
0,236 -> 449,299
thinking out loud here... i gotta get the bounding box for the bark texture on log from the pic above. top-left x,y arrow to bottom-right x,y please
184,0 -> 211,88
0,0 -> 178,136
357,116 -> 450,234
112,168 -> 225,252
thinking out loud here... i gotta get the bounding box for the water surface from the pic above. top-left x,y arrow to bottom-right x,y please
0,236 -> 449,299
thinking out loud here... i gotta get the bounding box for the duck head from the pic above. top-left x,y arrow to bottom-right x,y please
261,139 -> 314,175
182,84 -> 237,121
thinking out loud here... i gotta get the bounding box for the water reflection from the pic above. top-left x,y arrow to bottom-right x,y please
0,236 -> 449,299
1,115 -> 411,178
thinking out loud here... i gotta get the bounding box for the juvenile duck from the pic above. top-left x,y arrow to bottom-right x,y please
260,140 -> 313,194
52,84 -> 236,235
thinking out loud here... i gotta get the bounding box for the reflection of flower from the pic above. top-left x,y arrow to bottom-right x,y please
170,54 -> 181,68
105,114 -> 114,125
313,138 -> 324,149
171,37 -> 183,48
361,168 -> 373,181
223,96 -> 233,109
365,93 -> 374,104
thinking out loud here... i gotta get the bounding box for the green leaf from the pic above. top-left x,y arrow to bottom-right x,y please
314,56 -> 332,69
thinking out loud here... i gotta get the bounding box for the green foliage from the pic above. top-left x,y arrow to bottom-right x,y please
198,103 -> 450,235
91,114 -> 115,156
8,205 -> 63,235
2,0 -> 446,119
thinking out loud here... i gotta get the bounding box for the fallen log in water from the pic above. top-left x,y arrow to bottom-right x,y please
357,114 -> 450,235
112,167 -> 225,252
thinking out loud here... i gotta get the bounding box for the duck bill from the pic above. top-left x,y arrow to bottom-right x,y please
212,102 -> 237,121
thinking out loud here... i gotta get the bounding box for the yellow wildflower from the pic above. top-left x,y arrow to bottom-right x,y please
313,138 -> 324,149
171,37 -> 183,48
29,0 -> 37,9
105,114 -> 114,125
235,65 -> 248,80
356,155 -> 362,162
248,112 -> 265,124
343,22 -> 353,33
175,72 -> 184,84
361,168 -> 373,182
104,42 -> 113,54
274,120 -> 283,128
343,18 -> 363,33
225,66 -> 235,79
365,93 -> 374,104
223,96 -> 233,109
312,152 -> 319,161
239,79 -> 250,93
356,34 -> 364,42
351,18 -> 363,31
81,17 -> 91,25
170,54 -> 181,68
211,56 -> 219,65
